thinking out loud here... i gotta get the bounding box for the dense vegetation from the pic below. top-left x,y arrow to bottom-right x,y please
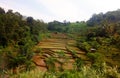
0,7 -> 120,78
0,7 -> 48,75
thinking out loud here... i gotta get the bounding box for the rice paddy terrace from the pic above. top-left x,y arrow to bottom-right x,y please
33,33 -> 89,71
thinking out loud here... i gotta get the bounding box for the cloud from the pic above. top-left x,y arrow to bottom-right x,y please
1,0 -> 120,22
35,0 -> 82,21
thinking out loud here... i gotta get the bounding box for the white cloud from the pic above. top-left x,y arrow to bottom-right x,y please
1,0 -> 120,22
35,0 -> 82,22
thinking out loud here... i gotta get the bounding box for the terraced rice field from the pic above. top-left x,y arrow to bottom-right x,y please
33,33 -> 88,71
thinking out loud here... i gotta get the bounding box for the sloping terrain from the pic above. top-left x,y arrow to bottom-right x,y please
33,33 -> 88,71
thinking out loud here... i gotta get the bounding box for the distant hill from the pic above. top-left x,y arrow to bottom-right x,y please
87,9 -> 120,26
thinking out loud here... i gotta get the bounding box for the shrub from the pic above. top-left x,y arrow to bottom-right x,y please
78,42 -> 91,52
45,57 -> 57,72
9,62 -> 120,78
74,58 -> 84,71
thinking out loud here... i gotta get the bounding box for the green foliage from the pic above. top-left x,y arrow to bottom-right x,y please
88,40 -> 100,49
45,57 -> 57,72
70,50 -> 78,58
38,33 -> 51,41
74,58 -> 84,71
77,37 -> 100,52
79,42 -> 91,52
48,20 -> 69,32
87,52 -> 103,62
57,50 -> 65,58
67,22 -> 87,34
1,6 -> 120,78
10,63 -> 120,78
0,7 -> 48,73
47,20 -> 87,35
87,52 -> 105,70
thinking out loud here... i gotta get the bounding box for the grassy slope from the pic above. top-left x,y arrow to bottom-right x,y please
6,33 -> 120,78
10,63 -> 120,78
33,33 -> 87,71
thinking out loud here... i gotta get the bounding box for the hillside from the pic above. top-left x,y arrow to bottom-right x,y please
33,33 -> 87,71
0,7 -> 120,78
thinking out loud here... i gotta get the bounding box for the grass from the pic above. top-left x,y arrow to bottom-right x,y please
8,63 -> 120,78
5,33 -> 120,78
9,69 -> 45,78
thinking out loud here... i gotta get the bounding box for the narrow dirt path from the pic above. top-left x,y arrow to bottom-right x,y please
33,33 -> 88,71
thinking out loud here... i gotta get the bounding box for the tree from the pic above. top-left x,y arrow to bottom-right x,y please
0,7 -> 48,72
27,17 -> 34,25
0,7 -> 5,14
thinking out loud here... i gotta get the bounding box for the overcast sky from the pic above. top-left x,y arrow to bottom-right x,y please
0,0 -> 120,22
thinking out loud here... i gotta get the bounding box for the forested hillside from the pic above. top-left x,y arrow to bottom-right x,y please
0,7 -> 48,74
0,7 -> 120,78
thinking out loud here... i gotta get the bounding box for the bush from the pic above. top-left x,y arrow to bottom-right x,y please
78,42 -> 91,52
45,57 -> 57,72
74,58 -> 84,71
87,52 -> 105,70
9,63 -> 120,78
